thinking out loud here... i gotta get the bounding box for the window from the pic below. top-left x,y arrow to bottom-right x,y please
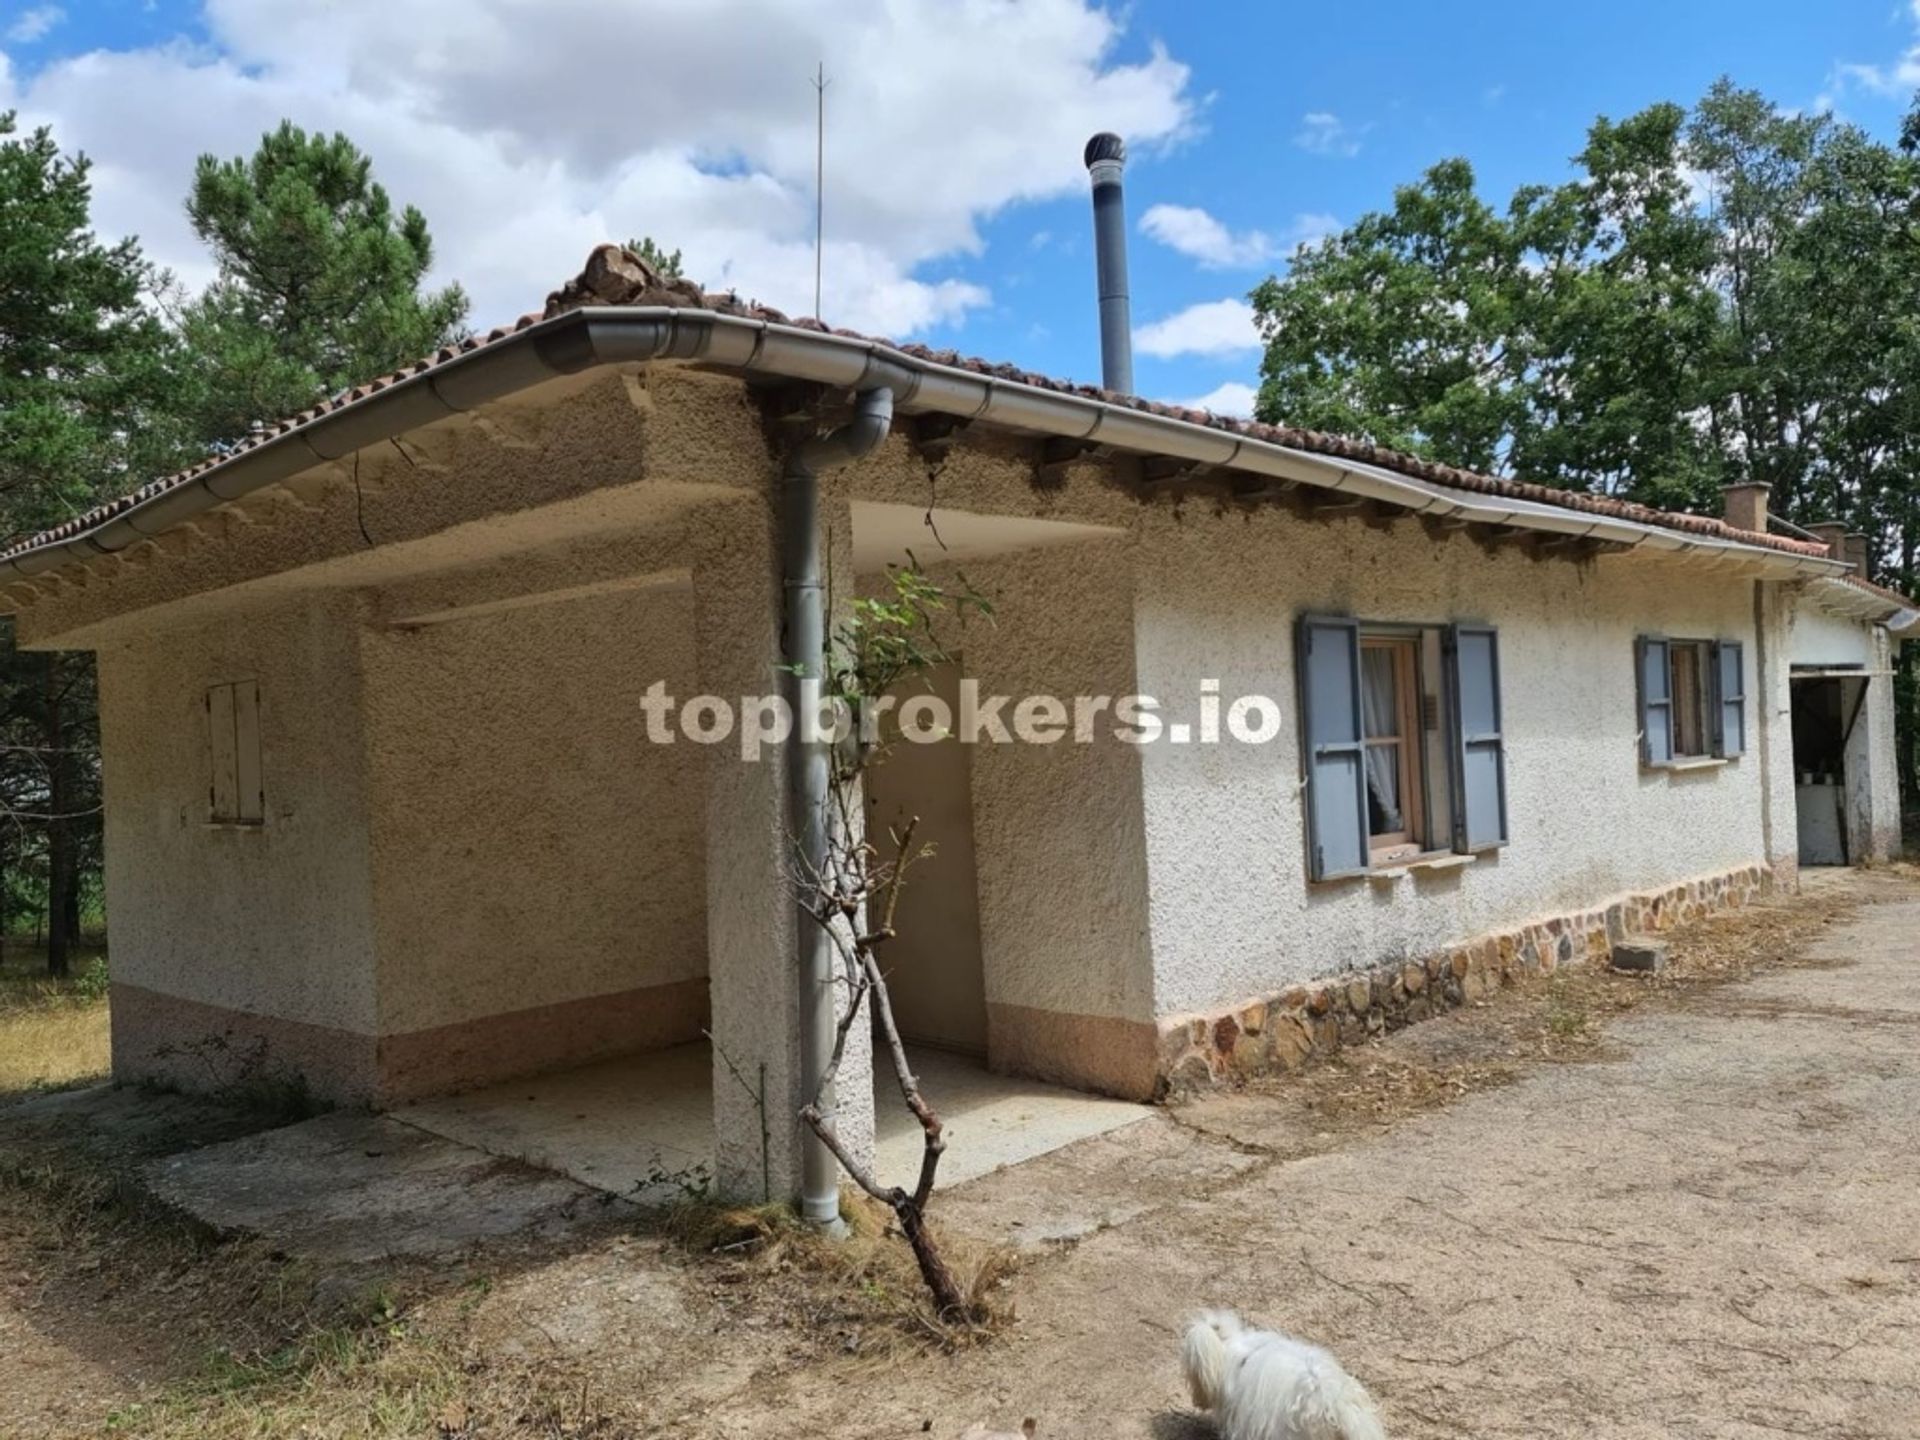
1670,641 -> 1708,758
207,680 -> 264,824
1297,616 -> 1508,881
1637,637 -> 1744,766
1361,636 -> 1425,863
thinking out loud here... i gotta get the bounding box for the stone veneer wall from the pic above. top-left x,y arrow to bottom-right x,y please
1156,862 -> 1772,1092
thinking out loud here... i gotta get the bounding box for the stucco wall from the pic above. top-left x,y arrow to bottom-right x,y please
96,591 -> 381,1093
1787,602 -> 1875,669
1130,509 -> 1771,1020
359,579 -> 707,1036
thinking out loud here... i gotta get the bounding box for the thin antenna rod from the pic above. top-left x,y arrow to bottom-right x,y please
813,61 -> 828,320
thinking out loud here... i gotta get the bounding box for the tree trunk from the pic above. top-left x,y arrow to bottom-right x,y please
44,654 -> 71,980
894,1196 -> 968,1319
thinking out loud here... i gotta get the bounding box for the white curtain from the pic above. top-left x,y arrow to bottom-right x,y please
1360,649 -> 1403,834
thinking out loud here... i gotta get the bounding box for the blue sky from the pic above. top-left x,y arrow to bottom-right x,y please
5,1 -> 1920,415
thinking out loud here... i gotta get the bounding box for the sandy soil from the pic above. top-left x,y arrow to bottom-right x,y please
4,871 -> 1918,1438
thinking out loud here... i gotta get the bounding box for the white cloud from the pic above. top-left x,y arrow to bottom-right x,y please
1293,110 -> 1362,158
4,5 -> 62,43
1285,211 -> 1339,253
1133,297 -> 1259,358
1140,204 -> 1337,268
1140,204 -> 1272,267
1177,380 -> 1257,417
1832,2 -> 1920,97
0,0 -> 1194,337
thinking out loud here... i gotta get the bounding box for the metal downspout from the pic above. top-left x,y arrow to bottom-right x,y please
781,386 -> 895,1227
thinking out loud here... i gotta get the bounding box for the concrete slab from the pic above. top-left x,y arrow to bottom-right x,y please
141,1112 -> 627,1262
932,1111 -> 1261,1248
398,1041 -> 1151,1204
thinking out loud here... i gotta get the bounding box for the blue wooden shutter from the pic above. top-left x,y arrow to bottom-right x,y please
1711,640 -> 1745,758
1296,615 -> 1369,880
1445,624 -> 1508,852
1636,636 -> 1672,766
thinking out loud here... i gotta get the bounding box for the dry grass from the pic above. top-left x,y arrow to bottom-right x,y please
0,1143 -> 619,1440
654,1187 -> 1018,1356
1235,867 -> 1897,1140
0,949 -> 110,1096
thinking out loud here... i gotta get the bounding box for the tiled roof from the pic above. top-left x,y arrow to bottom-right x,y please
0,243 -> 1844,569
1843,572 -> 1920,615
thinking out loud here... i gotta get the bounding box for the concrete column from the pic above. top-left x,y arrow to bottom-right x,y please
1753,581 -> 1800,891
694,494 -> 872,1204
1856,630 -> 1903,862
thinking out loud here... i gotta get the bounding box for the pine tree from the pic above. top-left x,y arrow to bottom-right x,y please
177,122 -> 469,446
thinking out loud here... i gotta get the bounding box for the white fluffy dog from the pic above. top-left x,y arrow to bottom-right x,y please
1181,1310 -> 1387,1440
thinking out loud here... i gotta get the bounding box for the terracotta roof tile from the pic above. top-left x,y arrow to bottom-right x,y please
0,243 -> 1854,571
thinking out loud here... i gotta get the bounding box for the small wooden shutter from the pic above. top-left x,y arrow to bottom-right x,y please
1296,614 -> 1369,880
1711,640 -> 1745,759
233,680 -> 265,822
1636,636 -> 1672,766
1445,624 -> 1508,852
207,683 -> 239,821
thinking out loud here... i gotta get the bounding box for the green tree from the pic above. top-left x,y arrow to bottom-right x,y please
0,112 -> 186,973
178,121 -> 469,445
1250,158 -> 1533,475
622,235 -> 684,278
1508,102 -> 1724,507
0,111 -> 187,537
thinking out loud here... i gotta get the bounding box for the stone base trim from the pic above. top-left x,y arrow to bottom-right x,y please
1156,863 -> 1772,1093
112,983 -> 378,1104
987,1001 -> 1159,1101
111,975 -> 710,1107
376,976 -> 708,1104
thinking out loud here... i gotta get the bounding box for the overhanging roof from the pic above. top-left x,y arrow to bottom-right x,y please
0,247 -> 1857,591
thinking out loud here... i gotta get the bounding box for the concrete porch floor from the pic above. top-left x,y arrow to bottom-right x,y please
395,1041 -> 1150,1203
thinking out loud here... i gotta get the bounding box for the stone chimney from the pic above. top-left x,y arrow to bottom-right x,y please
1843,532 -> 1871,577
1720,482 -> 1771,534
1808,521 -> 1849,561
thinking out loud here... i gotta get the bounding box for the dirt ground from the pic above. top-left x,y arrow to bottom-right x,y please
4,869 -> 1918,1438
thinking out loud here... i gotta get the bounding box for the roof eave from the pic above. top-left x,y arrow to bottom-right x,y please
0,306 -> 1848,588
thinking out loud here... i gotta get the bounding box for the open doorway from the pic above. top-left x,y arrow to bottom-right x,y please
863,661 -> 988,1056
1790,671 -> 1868,867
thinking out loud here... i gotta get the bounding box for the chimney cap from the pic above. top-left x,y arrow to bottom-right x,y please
1084,132 -> 1126,169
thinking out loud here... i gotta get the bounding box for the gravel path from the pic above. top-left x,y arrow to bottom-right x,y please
675,876 -> 1920,1439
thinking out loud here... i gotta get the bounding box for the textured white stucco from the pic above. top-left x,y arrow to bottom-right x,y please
1129,510 -> 1774,1019
95,593 -> 379,1033
359,579 -> 706,1033
946,540 -> 1156,1026
1788,603 -> 1875,669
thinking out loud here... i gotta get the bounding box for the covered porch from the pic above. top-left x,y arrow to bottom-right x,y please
395,1040 -> 1149,1204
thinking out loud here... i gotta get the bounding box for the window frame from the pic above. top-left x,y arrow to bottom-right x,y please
1359,632 -> 1427,863
1669,639 -> 1711,760
1637,634 -> 1744,770
1297,613 -> 1507,881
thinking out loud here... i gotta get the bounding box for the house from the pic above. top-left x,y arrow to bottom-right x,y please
3,237 -> 1911,1212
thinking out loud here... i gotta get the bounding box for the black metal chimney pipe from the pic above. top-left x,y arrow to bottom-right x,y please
1084,132 -> 1134,396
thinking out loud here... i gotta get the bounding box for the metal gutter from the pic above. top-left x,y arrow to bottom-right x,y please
0,305 -> 1853,586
